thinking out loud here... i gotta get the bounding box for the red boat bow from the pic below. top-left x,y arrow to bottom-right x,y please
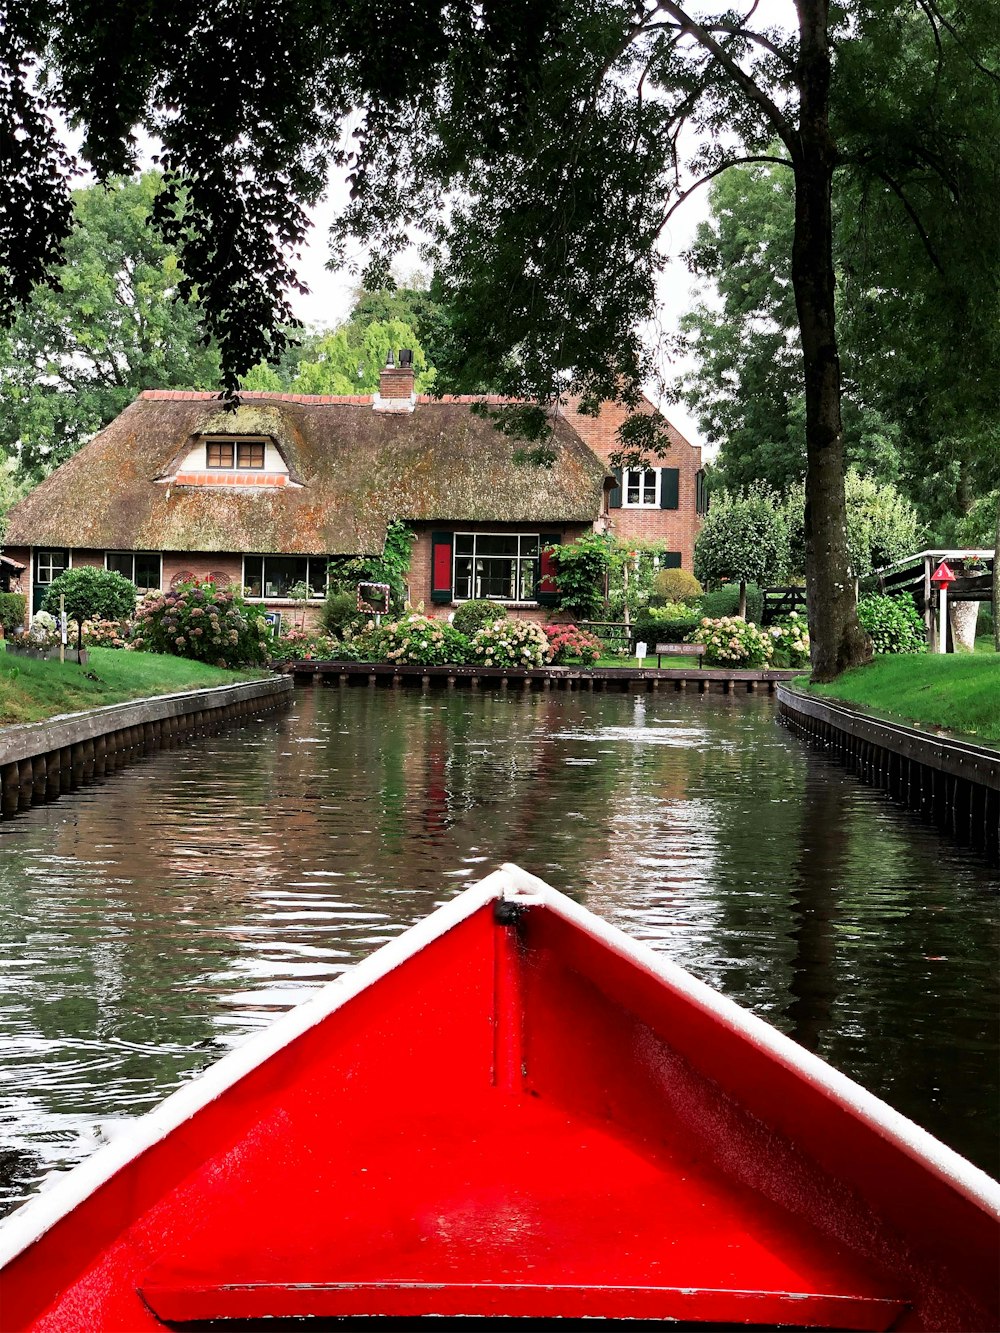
0,865 -> 997,1331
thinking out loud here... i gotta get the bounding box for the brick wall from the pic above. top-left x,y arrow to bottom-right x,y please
559,397 -> 703,567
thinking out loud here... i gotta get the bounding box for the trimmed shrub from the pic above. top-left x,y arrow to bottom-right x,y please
857,594 -> 925,655
650,568 -> 703,606
700,582 -> 764,625
0,592 -> 26,636
688,616 -> 772,668
766,611 -> 811,668
132,581 -> 270,667
634,603 -> 702,644
320,589 -> 364,639
468,618 -> 552,668
544,624 -> 603,665
452,599 -> 509,636
42,566 -> 137,648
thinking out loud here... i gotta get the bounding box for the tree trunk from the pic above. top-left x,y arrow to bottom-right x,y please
738,580 -> 747,619
792,0 -> 870,682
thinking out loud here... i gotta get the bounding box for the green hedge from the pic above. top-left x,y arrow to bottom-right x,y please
0,592 -> 26,636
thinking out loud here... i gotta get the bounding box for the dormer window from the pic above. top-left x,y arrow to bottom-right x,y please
206,438 -> 266,470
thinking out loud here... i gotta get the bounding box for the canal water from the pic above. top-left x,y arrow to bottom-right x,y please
0,685 -> 997,1216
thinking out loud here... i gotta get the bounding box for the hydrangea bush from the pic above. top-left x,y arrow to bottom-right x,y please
274,628 -> 341,661
767,611 -> 811,668
688,615 -> 772,668
544,624 -> 603,665
26,610 -> 58,648
81,618 -> 132,650
369,614 -> 471,666
468,618 -> 552,668
132,581 -> 270,667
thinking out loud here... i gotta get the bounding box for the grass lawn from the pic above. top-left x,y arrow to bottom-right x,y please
808,651 -> 1000,743
594,654 -> 704,669
0,647 -> 269,726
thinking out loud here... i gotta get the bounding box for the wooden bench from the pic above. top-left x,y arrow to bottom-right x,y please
654,642 -> 705,667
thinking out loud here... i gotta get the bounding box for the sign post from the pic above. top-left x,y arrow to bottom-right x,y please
930,561 -> 956,654
59,594 -> 67,664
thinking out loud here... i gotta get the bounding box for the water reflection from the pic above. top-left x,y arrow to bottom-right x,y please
0,685 -> 996,1214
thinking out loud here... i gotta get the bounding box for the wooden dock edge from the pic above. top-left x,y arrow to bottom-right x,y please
0,676 -> 293,819
776,684 -> 1000,863
278,660 -> 801,695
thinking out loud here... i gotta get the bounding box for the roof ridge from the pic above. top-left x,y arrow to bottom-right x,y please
139,389 -> 537,407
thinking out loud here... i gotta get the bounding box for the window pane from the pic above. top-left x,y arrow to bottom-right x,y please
454,534 -> 474,555
625,470 -> 641,504
134,554 -> 160,591
207,441 -> 234,468
476,534 -> 519,557
243,556 -> 264,598
454,557 -> 474,600
519,559 -> 538,600
37,550 -> 67,583
307,558 -> 327,597
642,471 -> 657,504
106,552 -> 132,579
519,535 -> 539,557
237,441 -> 265,469
263,556 -> 308,598
476,557 -> 517,599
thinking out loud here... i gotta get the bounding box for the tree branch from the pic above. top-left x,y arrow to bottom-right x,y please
653,0 -> 797,150
658,155 -> 793,233
874,170 -> 945,274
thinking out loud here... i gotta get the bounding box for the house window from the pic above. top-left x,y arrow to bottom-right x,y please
35,549 -> 68,585
243,555 -> 327,600
237,441 -> 265,469
207,441 -> 235,468
453,533 -> 540,601
206,438 -> 267,469
696,469 -> 709,515
623,468 -> 660,507
106,552 -> 162,593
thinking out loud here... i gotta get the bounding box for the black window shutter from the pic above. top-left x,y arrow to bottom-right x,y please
430,531 -> 453,603
536,532 -> 561,606
608,469 -> 623,509
660,468 -> 680,509
663,551 -> 682,569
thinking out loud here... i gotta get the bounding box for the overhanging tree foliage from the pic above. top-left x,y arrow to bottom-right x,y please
0,172 -> 220,478
3,2 -> 996,679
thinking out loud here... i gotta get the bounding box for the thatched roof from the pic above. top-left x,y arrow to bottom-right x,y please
6,392 -> 612,555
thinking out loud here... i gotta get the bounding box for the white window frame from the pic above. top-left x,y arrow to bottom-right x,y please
622,467 -> 661,508
453,532 -> 540,603
35,549 -> 70,585
105,551 -> 162,593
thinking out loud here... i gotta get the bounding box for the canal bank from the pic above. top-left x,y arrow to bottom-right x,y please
777,684 -> 1000,864
0,675 -> 292,817
0,684 -> 994,1215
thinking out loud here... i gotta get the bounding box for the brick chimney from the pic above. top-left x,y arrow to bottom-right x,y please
373,348 -> 415,412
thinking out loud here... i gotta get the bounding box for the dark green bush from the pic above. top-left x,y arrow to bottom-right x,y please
634,604 -> 702,643
0,592 -> 26,636
321,589 -> 363,639
452,599 -> 509,636
700,582 -> 763,624
857,594 -> 925,654
42,567 -> 137,648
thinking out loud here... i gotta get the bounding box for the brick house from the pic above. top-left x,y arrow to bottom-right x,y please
3,359 -> 704,627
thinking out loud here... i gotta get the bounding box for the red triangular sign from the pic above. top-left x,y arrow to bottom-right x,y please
931,561 -> 956,586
